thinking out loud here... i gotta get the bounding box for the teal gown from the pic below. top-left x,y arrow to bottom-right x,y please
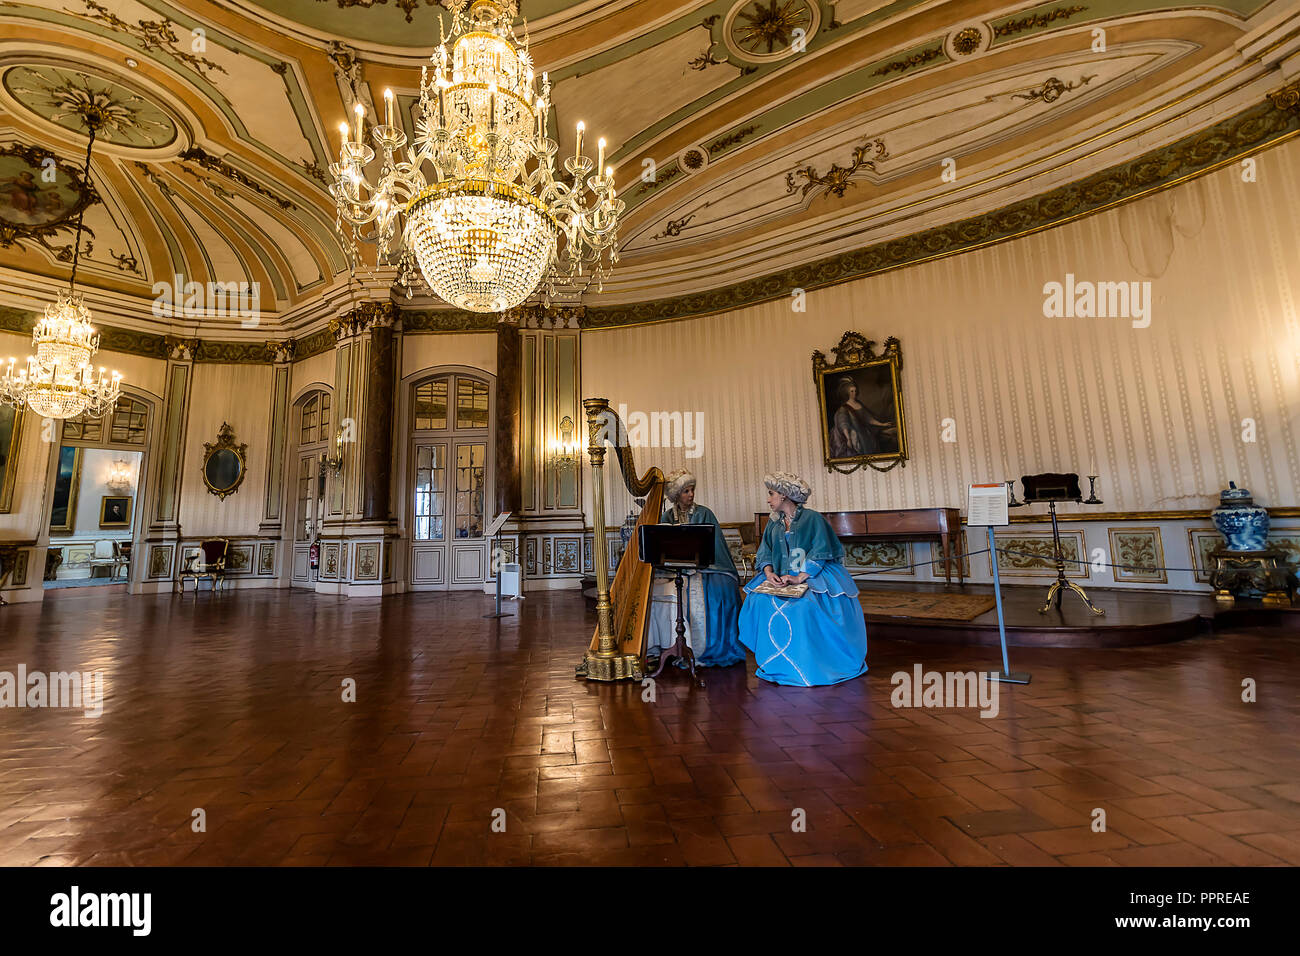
740,506 -> 868,686
650,504 -> 745,667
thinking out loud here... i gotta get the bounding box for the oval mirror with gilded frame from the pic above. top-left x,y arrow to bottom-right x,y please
202,422 -> 247,500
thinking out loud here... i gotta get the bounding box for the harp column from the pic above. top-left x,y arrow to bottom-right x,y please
578,396 -> 639,681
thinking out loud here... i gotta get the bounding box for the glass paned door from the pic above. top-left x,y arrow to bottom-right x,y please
454,442 -> 486,538
413,443 -> 446,541
291,454 -> 320,586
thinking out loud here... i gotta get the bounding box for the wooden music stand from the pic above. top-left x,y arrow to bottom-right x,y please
638,523 -> 713,687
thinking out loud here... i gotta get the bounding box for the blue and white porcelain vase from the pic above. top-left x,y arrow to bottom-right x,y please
1211,482 -> 1269,551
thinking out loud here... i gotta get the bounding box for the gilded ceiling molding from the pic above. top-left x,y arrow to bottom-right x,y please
316,0 -> 449,24
164,336 -> 200,361
330,300 -> 397,339
585,96 -> 1300,330
1010,74 -> 1097,103
401,308 -> 498,333
179,148 -> 297,211
707,124 -> 761,156
992,5 -> 1088,40
785,137 -> 888,199
871,43 -> 944,77
267,339 -> 297,364
688,15 -> 725,72
295,326 -> 336,360
1268,81 -> 1300,114
0,143 -> 98,259
66,0 -> 227,79
650,212 -> 698,241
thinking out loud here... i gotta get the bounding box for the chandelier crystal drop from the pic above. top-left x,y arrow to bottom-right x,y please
0,120 -> 123,420
329,0 -> 625,313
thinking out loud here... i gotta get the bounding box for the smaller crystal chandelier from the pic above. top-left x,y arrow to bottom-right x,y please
105,457 -> 133,493
0,115 -> 122,419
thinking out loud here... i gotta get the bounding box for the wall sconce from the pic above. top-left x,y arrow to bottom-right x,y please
319,428 -> 345,476
105,458 -> 133,494
549,415 -> 579,472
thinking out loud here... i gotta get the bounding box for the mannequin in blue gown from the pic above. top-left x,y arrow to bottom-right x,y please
646,470 -> 745,667
739,472 -> 868,686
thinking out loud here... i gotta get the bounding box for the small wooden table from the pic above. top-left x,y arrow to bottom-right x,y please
1208,548 -> 1293,607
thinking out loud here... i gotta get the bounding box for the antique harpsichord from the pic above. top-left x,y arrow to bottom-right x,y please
576,397 -> 664,682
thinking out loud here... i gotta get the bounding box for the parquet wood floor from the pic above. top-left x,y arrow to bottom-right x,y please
0,588 -> 1296,866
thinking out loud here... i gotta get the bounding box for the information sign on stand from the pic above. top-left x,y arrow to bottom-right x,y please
484,512 -> 513,620
968,484 -> 1031,685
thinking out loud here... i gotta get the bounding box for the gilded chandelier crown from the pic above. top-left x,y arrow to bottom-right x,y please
330,0 -> 625,312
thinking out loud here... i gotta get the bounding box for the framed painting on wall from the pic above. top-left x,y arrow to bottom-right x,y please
813,332 -> 908,473
0,404 -> 22,512
99,495 -> 132,529
48,446 -> 82,534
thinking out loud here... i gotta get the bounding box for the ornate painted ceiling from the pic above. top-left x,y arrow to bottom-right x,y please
0,0 -> 1297,341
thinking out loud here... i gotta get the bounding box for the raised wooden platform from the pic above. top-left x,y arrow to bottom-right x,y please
584,577 -> 1298,647
858,581 -> 1299,647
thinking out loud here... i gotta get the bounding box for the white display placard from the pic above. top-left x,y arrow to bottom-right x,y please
967,483 -> 1009,527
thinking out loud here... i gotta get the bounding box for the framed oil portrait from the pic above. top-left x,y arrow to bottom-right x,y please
813,332 -> 908,473
48,445 -> 82,534
99,495 -> 132,529
0,404 -> 22,513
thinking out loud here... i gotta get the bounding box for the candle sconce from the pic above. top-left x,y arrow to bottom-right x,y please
319,428 -> 345,477
549,415 -> 580,473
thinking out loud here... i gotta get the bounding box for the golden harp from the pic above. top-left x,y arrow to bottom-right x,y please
576,397 -> 664,682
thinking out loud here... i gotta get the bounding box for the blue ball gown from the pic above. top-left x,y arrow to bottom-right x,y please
649,504 -> 746,667
739,505 -> 868,686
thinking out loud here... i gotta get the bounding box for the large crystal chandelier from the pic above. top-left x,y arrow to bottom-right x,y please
329,0 -> 625,313
0,119 -> 122,419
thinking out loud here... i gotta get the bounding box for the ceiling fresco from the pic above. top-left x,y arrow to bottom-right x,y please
0,0 -> 1294,335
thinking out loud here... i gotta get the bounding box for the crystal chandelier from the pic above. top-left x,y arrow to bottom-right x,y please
329,0 -> 625,313
0,119 -> 122,419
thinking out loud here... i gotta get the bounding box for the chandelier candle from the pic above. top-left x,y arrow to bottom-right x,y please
329,0 -> 625,311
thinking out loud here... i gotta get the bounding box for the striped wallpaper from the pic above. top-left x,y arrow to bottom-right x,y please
581,137 -> 1300,527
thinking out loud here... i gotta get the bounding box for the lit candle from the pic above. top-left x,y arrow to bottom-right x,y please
338,121 -> 350,149
574,121 -> 584,162
384,88 -> 394,128
597,137 -> 605,174
354,102 -> 364,144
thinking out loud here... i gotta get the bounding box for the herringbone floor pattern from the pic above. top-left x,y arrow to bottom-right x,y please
0,588 -> 1296,866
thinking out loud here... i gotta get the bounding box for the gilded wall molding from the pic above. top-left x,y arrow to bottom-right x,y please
585,95 -> 1300,330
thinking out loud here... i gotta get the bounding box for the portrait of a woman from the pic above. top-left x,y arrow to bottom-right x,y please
829,374 -> 897,459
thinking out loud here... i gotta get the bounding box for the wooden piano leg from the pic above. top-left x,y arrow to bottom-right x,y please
941,533 -> 952,586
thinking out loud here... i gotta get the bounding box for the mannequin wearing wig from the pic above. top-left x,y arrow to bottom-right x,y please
645,470 -> 745,667
738,472 -> 868,686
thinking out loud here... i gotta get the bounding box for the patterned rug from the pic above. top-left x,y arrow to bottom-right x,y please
858,590 -> 997,621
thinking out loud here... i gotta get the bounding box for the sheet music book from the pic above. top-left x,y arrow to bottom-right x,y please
753,581 -> 808,599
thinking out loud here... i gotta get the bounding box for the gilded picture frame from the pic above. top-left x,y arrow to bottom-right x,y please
201,422 -> 247,500
48,445 -> 82,534
813,332 -> 908,473
99,494 -> 132,529
0,404 -> 22,513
